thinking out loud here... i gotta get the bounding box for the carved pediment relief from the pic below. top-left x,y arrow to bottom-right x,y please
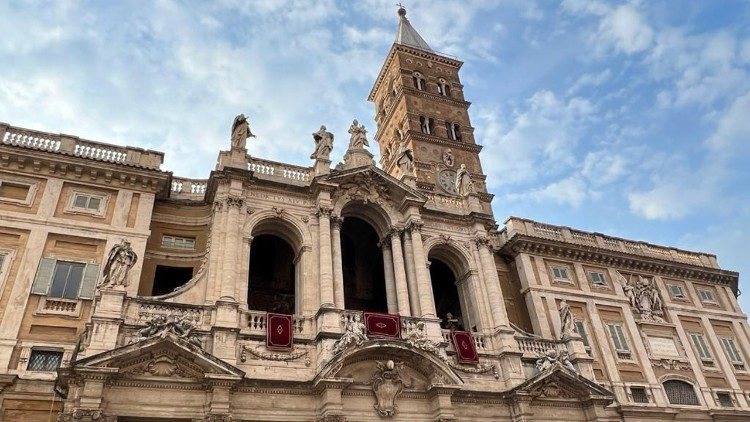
120,350 -> 205,379
507,365 -> 613,405
324,167 -> 426,204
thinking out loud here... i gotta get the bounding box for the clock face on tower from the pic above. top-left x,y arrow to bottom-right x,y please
437,169 -> 458,195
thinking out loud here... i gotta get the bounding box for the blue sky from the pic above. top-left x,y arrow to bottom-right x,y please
1,1 -> 749,307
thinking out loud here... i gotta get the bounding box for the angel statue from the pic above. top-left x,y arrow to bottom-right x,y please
99,239 -> 138,288
231,114 -> 256,149
311,125 -> 334,160
348,119 -> 369,149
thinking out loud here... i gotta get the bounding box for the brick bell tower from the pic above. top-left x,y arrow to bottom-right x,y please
369,6 -> 489,199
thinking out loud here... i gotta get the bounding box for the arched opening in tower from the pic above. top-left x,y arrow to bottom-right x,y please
340,217 -> 387,312
429,258 -> 465,330
248,234 -> 295,314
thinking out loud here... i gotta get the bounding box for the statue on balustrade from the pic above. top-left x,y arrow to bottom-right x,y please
348,119 -> 369,149
558,300 -> 575,339
333,313 -> 367,355
455,164 -> 474,196
311,125 -> 334,160
99,239 -> 138,288
231,114 -> 256,149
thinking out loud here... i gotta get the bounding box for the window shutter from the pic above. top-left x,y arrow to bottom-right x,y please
30,258 -> 56,295
78,263 -> 100,299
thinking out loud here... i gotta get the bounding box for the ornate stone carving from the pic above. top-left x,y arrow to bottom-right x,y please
205,414 -> 234,422
231,114 -> 255,149
442,148 -> 454,167
651,358 -> 691,370
311,125 -> 334,160
99,239 -> 137,288
558,300 -> 575,339
618,273 -> 664,322
371,360 -> 405,417
240,344 -> 311,366
405,220 -> 423,233
225,196 -> 244,209
271,206 -> 285,217
136,314 -> 202,348
335,173 -> 390,204
146,354 -> 180,376
395,139 -> 414,175
57,409 -> 116,422
455,164 -> 474,196
347,119 -> 369,149
332,313 -> 367,355
535,349 -> 577,373
402,320 -> 440,353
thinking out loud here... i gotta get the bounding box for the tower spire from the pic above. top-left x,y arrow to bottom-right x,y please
394,5 -> 433,52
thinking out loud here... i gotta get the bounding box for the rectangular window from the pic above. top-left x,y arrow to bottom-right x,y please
668,284 -> 685,298
698,289 -> 716,303
551,266 -> 571,282
161,235 -> 196,250
607,323 -> 631,359
630,386 -> 649,403
72,193 -> 103,211
720,337 -> 745,370
575,320 -> 592,356
716,392 -> 734,408
588,271 -> 607,286
690,333 -> 714,365
27,350 -> 63,371
0,181 -> 31,201
49,261 -> 85,299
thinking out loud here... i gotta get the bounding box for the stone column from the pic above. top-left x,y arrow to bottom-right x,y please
221,195 -> 243,300
331,215 -> 345,309
402,229 -> 421,316
317,206 -> 335,308
475,236 -> 509,328
408,222 -> 436,318
379,239 -> 398,313
389,229 -> 411,316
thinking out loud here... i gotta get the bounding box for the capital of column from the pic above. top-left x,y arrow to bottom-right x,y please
474,235 -> 492,250
388,226 -> 404,238
316,206 -> 333,218
377,237 -> 392,250
405,220 -> 423,233
225,195 -> 245,209
330,214 -> 344,227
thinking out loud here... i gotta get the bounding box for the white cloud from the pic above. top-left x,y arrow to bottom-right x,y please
597,4 -> 653,54
507,175 -> 589,207
706,91 -> 750,155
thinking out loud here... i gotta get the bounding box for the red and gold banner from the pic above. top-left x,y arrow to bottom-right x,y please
266,313 -> 293,351
364,312 -> 401,339
451,331 -> 479,364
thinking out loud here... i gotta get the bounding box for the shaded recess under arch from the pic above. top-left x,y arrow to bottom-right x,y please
340,216 -> 387,313
427,244 -> 475,331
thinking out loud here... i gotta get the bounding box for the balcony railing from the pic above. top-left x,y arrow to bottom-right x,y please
515,335 -> 567,358
171,177 -> 208,200
243,310 -> 314,340
247,157 -> 311,186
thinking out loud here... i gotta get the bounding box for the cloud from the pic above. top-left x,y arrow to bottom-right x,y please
597,4 -> 653,54
706,91 -> 750,154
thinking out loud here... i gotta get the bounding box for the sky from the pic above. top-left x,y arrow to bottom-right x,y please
1,1 -> 749,308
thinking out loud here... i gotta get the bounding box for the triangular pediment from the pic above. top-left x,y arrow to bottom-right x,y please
506,364 -> 613,403
70,334 -> 244,382
321,166 -> 426,205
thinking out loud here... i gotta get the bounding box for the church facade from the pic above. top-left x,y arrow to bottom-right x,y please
0,7 -> 748,422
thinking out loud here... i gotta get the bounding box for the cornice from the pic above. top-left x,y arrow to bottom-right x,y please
501,234 -> 739,291
407,132 -> 482,153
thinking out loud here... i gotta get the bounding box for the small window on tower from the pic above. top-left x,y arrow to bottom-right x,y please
453,124 -> 462,141
420,116 -> 429,134
428,118 -> 435,134
413,72 -> 425,91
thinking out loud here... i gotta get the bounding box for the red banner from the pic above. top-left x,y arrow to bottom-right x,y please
364,312 -> 401,339
451,331 -> 479,364
266,313 -> 293,351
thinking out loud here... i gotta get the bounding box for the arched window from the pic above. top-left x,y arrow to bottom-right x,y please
429,259 -> 465,330
420,116 -> 430,134
663,380 -> 700,406
340,217 -> 387,312
437,78 -> 451,97
453,123 -> 462,141
248,234 -> 296,314
413,72 -> 426,91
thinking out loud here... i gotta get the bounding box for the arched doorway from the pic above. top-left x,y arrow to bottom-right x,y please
340,217 -> 388,312
429,258 -> 466,330
248,234 -> 295,314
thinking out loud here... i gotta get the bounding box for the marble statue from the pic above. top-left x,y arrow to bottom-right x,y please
311,125 -> 334,160
443,149 -> 454,167
558,300 -> 575,339
99,239 -> 138,288
333,313 -> 367,355
348,119 -> 369,149
455,164 -> 474,196
231,114 -> 255,149
395,139 -> 414,175
536,349 -> 577,373
619,272 -> 665,322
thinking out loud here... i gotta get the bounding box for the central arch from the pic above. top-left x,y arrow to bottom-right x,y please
427,243 -> 480,331
340,216 -> 388,312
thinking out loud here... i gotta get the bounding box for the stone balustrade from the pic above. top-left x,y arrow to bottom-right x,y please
503,216 -> 718,268
425,193 -> 465,211
247,156 -> 311,186
515,336 -> 568,358
244,310 -> 314,339
130,299 -> 206,325
171,177 -> 208,200
0,122 -> 164,170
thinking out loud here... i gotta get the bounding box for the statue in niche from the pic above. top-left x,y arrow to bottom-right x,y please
99,239 -> 138,288
558,300 -> 575,339
455,164 -> 474,196
347,119 -> 369,149
395,139 -> 414,175
332,313 -> 367,355
311,125 -> 334,160
231,114 -> 255,149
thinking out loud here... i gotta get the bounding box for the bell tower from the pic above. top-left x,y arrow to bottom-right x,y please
369,6 -> 489,199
